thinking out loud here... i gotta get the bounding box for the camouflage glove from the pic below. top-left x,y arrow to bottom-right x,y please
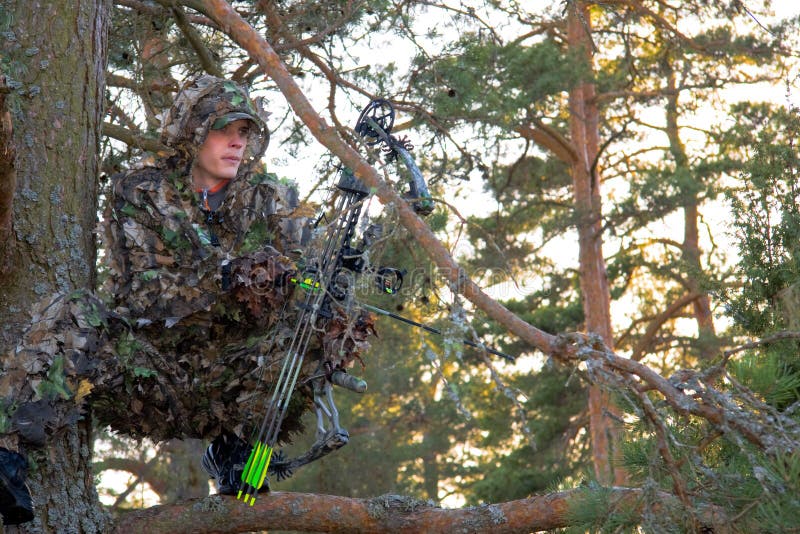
223,246 -> 297,319
321,307 -> 376,370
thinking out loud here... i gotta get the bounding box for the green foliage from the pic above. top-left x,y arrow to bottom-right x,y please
564,485 -> 646,534
729,346 -> 800,409
465,365 -> 587,503
725,107 -> 800,334
750,451 -> 800,532
36,355 -> 72,400
410,36 -> 583,126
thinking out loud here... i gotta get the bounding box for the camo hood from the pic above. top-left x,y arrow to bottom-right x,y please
160,75 -> 269,175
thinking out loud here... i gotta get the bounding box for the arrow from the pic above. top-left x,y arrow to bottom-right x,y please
361,303 -> 515,362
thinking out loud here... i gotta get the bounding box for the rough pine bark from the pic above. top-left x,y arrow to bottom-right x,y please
0,1 -> 112,532
0,0 -> 108,347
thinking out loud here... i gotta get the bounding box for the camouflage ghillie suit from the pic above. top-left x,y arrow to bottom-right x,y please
0,76 -> 375,457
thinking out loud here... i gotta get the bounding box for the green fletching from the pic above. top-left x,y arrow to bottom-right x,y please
241,442 -> 259,483
253,445 -> 272,487
238,442 -> 261,501
236,443 -> 273,506
257,447 -> 273,490
245,444 -> 264,487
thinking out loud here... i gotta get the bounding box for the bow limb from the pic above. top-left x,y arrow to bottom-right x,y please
198,0 -> 563,360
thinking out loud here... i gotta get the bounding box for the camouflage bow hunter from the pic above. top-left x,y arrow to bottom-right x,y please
238,99 -> 511,505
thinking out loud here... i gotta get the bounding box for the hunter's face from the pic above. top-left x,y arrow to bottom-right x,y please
193,119 -> 252,186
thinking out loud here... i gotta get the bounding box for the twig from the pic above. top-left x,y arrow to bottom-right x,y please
722,330 -> 800,359
169,4 -> 225,77
102,122 -> 173,155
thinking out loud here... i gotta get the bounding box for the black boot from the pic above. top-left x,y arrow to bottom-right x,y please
0,448 -> 33,525
201,433 -> 270,495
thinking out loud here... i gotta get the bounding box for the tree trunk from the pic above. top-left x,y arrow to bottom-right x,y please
0,1 -> 111,531
664,66 -> 717,358
0,0 -> 108,347
565,1 -> 625,485
23,418 -> 111,533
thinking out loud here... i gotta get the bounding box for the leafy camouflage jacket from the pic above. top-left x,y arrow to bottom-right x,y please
0,76 -> 374,445
102,76 -> 311,351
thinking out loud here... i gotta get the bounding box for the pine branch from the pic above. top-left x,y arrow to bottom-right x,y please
107,73 -> 178,94
169,4 -> 225,77
515,120 -> 578,166
95,456 -> 169,496
117,0 -> 217,28
630,292 -> 701,361
722,330 -> 800,360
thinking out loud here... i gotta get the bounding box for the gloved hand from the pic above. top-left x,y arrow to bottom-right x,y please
223,246 -> 297,319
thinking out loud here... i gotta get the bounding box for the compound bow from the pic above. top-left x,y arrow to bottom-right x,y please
237,99 -> 509,505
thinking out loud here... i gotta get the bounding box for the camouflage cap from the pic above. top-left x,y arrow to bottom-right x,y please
211,111 -> 259,130
160,75 -> 270,175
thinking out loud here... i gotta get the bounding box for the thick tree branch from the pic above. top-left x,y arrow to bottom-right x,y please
515,120 -> 578,165
579,339 -> 794,453
113,488 -> 719,533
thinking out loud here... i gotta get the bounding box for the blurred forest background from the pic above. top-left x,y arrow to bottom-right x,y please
2,0 -> 800,532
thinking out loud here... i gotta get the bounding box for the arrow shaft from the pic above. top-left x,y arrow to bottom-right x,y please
361,303 -> 515,362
